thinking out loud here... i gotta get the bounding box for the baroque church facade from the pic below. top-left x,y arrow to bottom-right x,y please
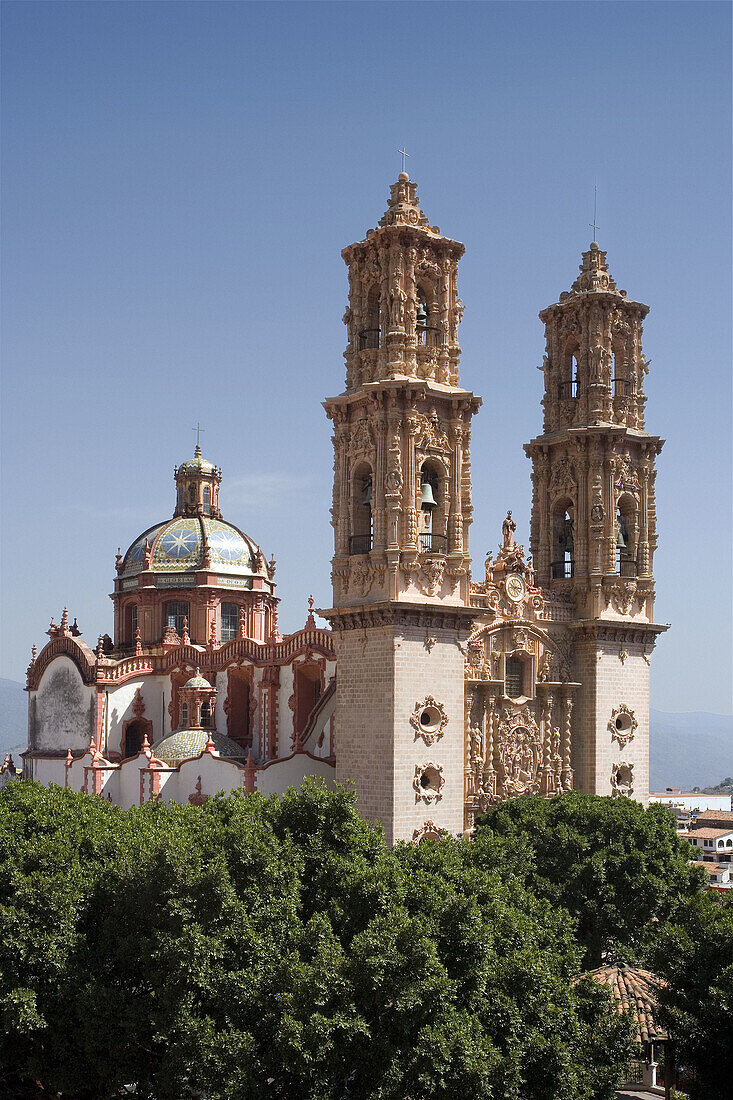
23,174 -> 667,842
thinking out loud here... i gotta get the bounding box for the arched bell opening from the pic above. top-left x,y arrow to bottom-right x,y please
359,285 -> 381,350
551,497 -> 575,579
350,460 -> 373,555
613,340 -> 633,398
416,282 -> 439,348
226,667 -> 251,751
418,458 -> 447,554
616,493 -> 638,578
557,342 -> 580,400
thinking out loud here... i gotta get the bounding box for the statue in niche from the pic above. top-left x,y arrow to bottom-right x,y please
390,280 -> 406,326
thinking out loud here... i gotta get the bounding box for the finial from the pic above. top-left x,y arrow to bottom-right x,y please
181,616 -> 190,646
135,627 -> 143,656
239,606 -> 246,639
60,608 -> 69,633
96,634 -> 104,659
70,617 -> 81,637
205,729 -> 216,752
115,547 -> 123,574
398,147 -> 410,176
31,644 -> 37,662
65,748 -> 73,769
306,594 -> 316,629
270,603 -> 281,644
209,617 -> 218,648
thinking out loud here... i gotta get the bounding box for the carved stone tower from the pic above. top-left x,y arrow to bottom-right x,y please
524,241 -> 667,800
323,173 -> 481,842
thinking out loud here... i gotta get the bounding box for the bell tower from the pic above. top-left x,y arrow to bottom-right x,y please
525,241 -> 668,800
323,173 -> 480,842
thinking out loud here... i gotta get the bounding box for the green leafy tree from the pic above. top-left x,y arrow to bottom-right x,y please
654,893 -> 733,1100
0,781 -> 635,1099
473,791 -> 706,968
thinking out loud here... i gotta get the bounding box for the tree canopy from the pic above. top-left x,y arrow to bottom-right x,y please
473,790 -> 705,968
0,780 -> 634,1100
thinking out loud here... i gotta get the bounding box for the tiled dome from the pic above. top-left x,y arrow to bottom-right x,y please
152,728 -> 245,767
120,515 -> 266,580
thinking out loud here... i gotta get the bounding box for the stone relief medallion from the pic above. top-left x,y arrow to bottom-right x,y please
608,704 -> 638,747
505,573 -> 525,603
410,696 -> 448,745
496,709 -> 542,799
611,760 -> 634,797
418,559 -> 445,597
413,762 -> 445,804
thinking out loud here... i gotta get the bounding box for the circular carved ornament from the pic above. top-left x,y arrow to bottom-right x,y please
410,695 -> 448,745
505,574 -> 525,603
608,704 -> 638,747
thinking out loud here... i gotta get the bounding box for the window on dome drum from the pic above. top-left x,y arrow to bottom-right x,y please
201,700 -> 212,728
203,485 -> 211,515
221,603 -> 238,642
125,603 -> 138,645
505,656 -> 524,700
181,702 -> 189,727
166,601 -> 189,636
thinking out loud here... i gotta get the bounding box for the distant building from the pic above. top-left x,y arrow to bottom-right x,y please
681,827 -> 733,863
649,791 -> 732,814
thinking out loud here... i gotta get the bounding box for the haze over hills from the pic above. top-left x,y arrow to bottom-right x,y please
1,677 -> 731,791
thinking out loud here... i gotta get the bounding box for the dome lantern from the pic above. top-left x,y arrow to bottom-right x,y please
174,444 -> 222,518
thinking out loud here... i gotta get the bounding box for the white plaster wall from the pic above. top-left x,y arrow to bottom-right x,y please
277,664 -> 295,757
214,669 -> 229,732
257,753 -> 335,796
175,753 -> 246,801
29,756 -> 68,788
106,677 -> 162,754
31,656 -> 95,752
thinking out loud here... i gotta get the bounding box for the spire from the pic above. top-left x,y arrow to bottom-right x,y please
378,174 -> 431,231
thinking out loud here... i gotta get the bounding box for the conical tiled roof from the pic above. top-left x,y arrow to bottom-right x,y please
585,964 -> 668,1044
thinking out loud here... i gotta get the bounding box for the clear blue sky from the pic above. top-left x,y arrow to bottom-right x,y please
2,1 -> 731,713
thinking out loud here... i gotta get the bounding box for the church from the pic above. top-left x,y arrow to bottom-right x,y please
23,172 -> 667,842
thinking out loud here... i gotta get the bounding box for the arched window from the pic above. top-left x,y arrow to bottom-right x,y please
221,603 -> 238,642
201,700 -> 212,728
505,656 -> 525,700
350,462 -> 372,555
203,485 -> 211,514
552,500 -> 574,579
166,601 -> 189,637
125,603 -> 138,645
123,719 -> 147,758
418,459 -> 446,553
181,702 -> 189,728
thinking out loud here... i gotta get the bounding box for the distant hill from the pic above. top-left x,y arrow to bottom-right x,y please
0,678 -> 27,760
1,677 -> 730,789
649,709 -> 733,791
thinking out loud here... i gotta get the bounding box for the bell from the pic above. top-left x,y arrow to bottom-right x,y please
616,522 -> 627,549
362,478 -> 372,507
416,300 -> 427,325
420,479 -> 437,510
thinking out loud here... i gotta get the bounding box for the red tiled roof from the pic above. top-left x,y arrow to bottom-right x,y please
585,964 -> 667,1044
687,828 -> 733,840
694,810 -> 733,828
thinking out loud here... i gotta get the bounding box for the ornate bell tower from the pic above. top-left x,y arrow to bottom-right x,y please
323,173 -> 480,842
524,241 -> 668,800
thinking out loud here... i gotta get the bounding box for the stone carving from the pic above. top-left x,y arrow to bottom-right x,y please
611,760 -> 634,797
614,456 -> 640,492
423,635 -> 436,653
608,703 -> 638,748
550,458 -> 576,495
494,708 -> 542,799
410,695 -> 448,745
413,762 -> 445,804
412,820 -> 442,843
607,581 -> 638,616
349,419 -> 374,456
418,558 -> 445,597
